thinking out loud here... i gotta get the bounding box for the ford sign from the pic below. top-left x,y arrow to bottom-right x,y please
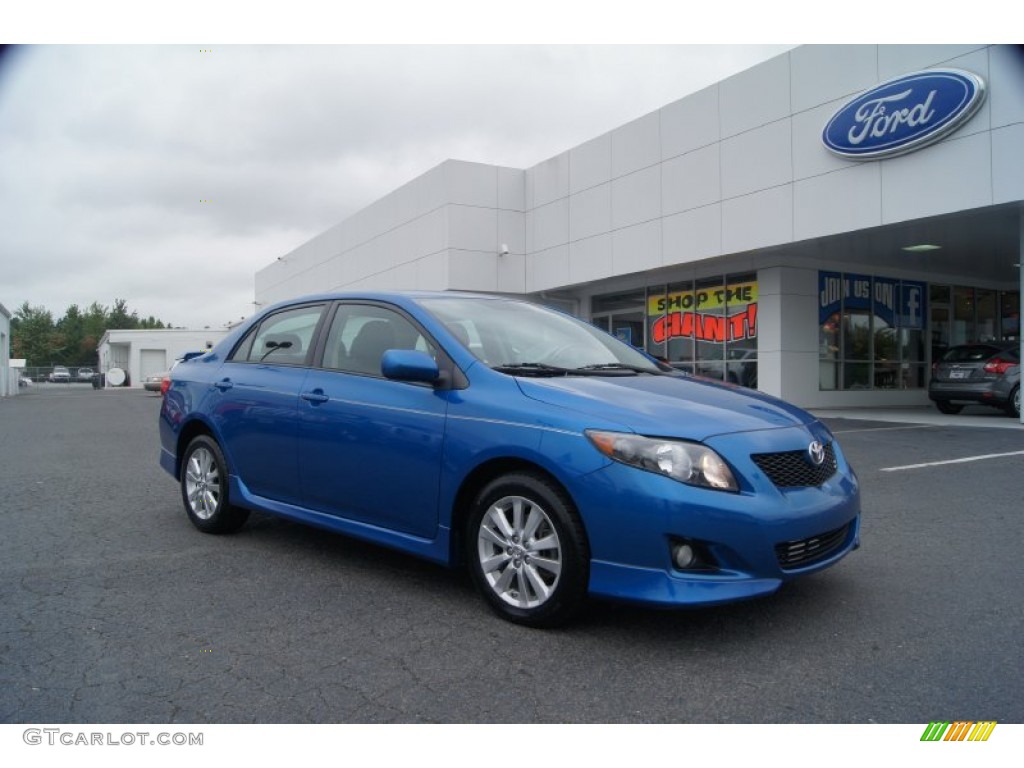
822,69 -> 986,160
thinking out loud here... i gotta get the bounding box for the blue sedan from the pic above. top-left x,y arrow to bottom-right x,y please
159,292 -> 860,626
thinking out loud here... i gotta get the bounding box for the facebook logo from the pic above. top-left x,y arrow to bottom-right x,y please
900,282 -> 926,329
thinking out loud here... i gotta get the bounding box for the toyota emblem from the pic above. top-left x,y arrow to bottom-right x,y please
808,441 -> 826,466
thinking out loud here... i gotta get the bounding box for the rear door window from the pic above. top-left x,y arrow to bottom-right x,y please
230,304 -> 325,366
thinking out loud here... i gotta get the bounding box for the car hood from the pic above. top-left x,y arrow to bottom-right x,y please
516,374 -> 817,441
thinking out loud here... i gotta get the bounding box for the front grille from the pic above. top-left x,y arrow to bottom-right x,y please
751,443 -> 837,488
775,523 -> 851,570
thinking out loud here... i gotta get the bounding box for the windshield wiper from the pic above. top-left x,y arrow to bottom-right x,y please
573,363 -> 662,375
491,362 -> 574,377
493,362 -> 665,377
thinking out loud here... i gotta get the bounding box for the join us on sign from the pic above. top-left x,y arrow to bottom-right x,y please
818,271 -> 926,330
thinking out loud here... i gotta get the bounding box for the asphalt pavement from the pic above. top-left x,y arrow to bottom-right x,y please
1,384 -> 1021,723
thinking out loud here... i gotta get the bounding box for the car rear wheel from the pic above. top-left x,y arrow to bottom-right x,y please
935,401 -> 963,415
180,435 -> 250,534
1007,386 -> 1021,418
467,472 -> 589,627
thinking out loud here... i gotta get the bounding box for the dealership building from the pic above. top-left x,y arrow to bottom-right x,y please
255,44 -> 1023,411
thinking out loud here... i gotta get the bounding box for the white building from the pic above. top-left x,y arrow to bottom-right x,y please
255,44 -> 1023,410
0,303 -> 13,397
97,329 -> 228,387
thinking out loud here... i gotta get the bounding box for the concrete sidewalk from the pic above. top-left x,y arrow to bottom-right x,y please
811,405 -> 1024,430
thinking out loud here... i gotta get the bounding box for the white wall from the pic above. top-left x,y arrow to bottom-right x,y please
0,304 -> 11,397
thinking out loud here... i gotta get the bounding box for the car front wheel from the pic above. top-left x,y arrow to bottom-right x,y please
180,435 -> 250,534
935,401 -> 963,415
467,472 -> 589,627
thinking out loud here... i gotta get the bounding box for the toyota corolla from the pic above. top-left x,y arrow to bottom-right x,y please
159,292 -> 860,626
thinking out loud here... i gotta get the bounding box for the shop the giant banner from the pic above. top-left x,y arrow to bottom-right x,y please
648,281 -> 758,343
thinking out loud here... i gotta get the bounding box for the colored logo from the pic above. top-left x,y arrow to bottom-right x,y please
822,69 -> 986,160
920,721 -> 997,742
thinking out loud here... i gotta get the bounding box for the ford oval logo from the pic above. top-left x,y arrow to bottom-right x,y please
822,69 -> 985,160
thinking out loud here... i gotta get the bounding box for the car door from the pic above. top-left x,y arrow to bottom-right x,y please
296,302 -> 448,539
208,302 -> 326,505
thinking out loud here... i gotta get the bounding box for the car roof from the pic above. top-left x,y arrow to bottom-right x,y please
263,290 -> 504,306
253,291 -> 525,322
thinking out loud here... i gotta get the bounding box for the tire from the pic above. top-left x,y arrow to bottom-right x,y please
466,472 -> 589,627
935,401 -> 963,415
1006,386 -> 1021,418
180,435 -> 250,534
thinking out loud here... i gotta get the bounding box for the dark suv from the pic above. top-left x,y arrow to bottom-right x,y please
928,344 -> 1021,417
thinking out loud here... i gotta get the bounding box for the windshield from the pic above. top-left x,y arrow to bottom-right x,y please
420,296 -> 663,375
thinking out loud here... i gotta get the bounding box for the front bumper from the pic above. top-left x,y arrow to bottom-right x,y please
570,424 -> 861,607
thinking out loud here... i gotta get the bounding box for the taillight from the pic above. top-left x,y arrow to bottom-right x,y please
983,358 -> 1014,375
160,377 -> 171,396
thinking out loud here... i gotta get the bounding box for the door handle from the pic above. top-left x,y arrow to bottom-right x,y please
214,379 -> 233,392
301,389 -> 329,405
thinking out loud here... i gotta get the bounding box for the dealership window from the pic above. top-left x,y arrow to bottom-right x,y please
693,276 -> 725,379
1001,291 -> 1020,341
929,284 -> 952,362
592,289 -> 645,349
629,272 -> 758,387
952,286 -> 975,346
661,281 -> 697,372
818,272 -> 926,391
932,284 -> 1020,353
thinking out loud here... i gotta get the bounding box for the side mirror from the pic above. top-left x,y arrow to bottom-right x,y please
381,349 -> 440,384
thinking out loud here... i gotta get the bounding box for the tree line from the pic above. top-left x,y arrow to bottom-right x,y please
11,299 -> 169,367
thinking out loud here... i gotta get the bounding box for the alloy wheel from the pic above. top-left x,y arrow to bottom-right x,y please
476,495 -> 562,609
184,447 -> 221,520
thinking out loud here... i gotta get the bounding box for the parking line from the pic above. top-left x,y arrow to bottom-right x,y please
880,450 -> 1024,472
830,424 -> 938,434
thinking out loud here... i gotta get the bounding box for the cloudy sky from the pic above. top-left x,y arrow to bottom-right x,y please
1,43 -> 801,328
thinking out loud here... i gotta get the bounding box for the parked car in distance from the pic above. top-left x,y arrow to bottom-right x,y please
148,357 -> 192,395
143,371 -> 169,392
77,367 -> 95,382
160,292 -> 860,626
928,343 -> 1021,417
48,365 -> 71,383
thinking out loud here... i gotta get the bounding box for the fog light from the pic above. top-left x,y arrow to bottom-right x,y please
672,543 -> 697,570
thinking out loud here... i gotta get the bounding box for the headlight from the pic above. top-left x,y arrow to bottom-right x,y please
585,430 -> 738,492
